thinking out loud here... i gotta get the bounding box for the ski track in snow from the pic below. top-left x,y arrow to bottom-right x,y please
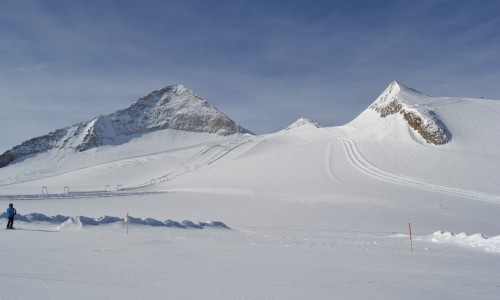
330,125 -> 357,135
339,137 -> 500,204
325,139 -> 348,186
121,137 -> 254,191
0,141 -> 209,187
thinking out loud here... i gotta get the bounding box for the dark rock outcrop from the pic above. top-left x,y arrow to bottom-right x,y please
370,81 -> 451,145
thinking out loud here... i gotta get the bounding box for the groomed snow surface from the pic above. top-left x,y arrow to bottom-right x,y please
1,86 -> 500,299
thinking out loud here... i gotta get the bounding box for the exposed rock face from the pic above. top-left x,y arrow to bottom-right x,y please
370,81 -> 451,145
0,84 -> 252,168
401,110 -> 449,145
0,128 -> 69,168
374,100 -> 403,118
110,85 -> 250,136
0,151 -> 14,168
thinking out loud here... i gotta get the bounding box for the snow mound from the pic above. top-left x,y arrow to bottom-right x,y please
429,231 -> 500,253
0,212 -> 231,230
57,217 -> 83,231
285,118 -> 321,130
369,81 -> 451,145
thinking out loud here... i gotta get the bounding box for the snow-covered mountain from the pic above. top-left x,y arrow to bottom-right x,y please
285,117 -> 321,130
369,81 -> 451,145
0,84 -> 251,168
1,81 -> 499,300
1,80 -> 499,196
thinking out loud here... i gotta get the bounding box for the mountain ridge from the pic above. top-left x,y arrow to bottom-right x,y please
1,81 -> 500,196
2,81 -> 497,171
0,84 -> 251,168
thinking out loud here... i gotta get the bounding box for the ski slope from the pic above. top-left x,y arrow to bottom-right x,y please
1,83 -> 499,299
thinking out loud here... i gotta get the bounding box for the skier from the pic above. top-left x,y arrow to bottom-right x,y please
6,203 -> 17,229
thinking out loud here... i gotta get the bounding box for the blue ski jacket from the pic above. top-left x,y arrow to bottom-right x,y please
7,207 -> 16,218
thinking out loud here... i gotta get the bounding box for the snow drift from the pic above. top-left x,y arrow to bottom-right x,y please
428,231 -> 500,253
0,212 -> 231,230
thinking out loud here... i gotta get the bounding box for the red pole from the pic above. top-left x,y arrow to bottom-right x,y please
409,222 -> 413,254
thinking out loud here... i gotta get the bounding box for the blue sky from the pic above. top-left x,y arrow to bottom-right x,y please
1,0 -> 499,152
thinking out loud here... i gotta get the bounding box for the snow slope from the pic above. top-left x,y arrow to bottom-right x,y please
0,81 -> 499,300
0,129 -> 251,191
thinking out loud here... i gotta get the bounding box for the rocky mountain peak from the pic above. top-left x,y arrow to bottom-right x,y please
111,84 -> 251,136
370,81 -> 451,145
0,84 -> 252,168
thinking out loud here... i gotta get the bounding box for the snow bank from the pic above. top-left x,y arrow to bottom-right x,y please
429,231 -> 500,253
0,212 -> 230,230
57,217 -> 83,230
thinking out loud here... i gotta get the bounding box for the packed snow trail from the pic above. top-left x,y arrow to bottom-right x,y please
120,136 -> 255,191
339,137 -> 500,203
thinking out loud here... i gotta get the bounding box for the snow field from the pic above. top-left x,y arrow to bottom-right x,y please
1,86 -> 500,299
2,209 -> 498,300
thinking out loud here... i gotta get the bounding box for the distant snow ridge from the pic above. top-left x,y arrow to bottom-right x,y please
0,84 -> 251,168
0,212 -> 231,230
370,81 -> 451,145
285,118 -> 321,130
